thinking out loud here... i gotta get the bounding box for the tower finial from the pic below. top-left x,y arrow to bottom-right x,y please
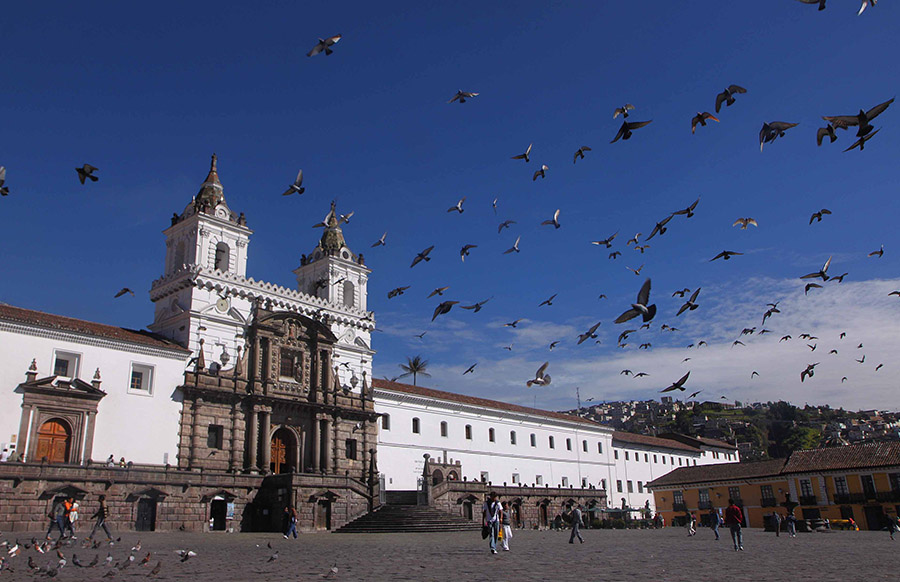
211,153 -> 217,173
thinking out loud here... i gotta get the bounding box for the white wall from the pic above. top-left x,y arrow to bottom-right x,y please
0,323 -> 189,465
609,442 -> 701,512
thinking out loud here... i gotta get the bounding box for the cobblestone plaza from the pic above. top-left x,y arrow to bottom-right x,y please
4,527 -> 895,581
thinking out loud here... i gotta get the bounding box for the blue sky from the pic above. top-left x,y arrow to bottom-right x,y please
1,1 -> 899,411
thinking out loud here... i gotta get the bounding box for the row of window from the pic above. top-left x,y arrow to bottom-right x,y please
615,480 -> 646,494
614,449 -> 697,467
397,416 -> 605,454
53,351 -> 154,395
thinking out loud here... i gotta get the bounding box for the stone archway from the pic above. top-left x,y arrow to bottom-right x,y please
270,428 -> 296,474
36,419 -> 71,463
432,469 -> 444,486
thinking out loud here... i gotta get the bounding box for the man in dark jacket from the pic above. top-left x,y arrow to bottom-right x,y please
45,498 -> 67,540
88,494 -> 112,541
724,499 -> 744,551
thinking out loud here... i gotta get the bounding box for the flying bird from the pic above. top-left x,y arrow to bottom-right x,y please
868,245 -> 884,258
626,264 -> 644,276
801,255 -> 832,281
688,390 -> 702,399
733,218 -> 758,230
809,209 -> 832,224
282,170 -> 305,195
614,104 -> 635,118
76,164 -> 99,184
539,294 -> 558,307
804,283 -> 822,295
526,362 -> 551,387
800,363 -> 819,382
448,90 -> 479,104
371,232 -> 387,247
732,340 -> 745,347
611,119 -> 653,143
460,298 -> 492,312
858,0 -> 876,15
0,167 -> 8,196
626,233 -> 642,246
823,97 -> 893,137
816,124 -> 838,146
114,288 -> 134,298
660,371 -> 691,393
609,251 -> 621,259
427,286 -> 450,298
549,340 -> 560,350
646,215 -> 673,240
710,250 -> 743,261
541,209 -> 561,229
432,301 -> 459,321
759,121 -> 800,151
410,246 -> 434,268
691,112 -> 719,134
830,273 -> 848,283
843,128 -> 881,152
387,286 -> 410,299
715,85 -> 747,113
463,363 -> 477,375
592,232 -> 618,248
573,146 -> 592,163
533,164 -> 549,181
615,278 -> 656,324
676,288 -> 701,316
751,371 -> 760,378
307,34 -> 341,56
577,322 -> 602,345
672,197 -> 700,218
511,143 -> 533,163
875,363 -> 883,371
503,236 -> 521,254
460,244 -> 477,261
504,319 -> 522,328
620,369 -> 633,376
498,220 -> 517,233
447,196 -> 466,214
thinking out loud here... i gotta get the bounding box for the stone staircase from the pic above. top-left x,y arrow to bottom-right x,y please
334,504 -> 481,534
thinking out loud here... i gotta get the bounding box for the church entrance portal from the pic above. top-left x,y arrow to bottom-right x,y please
209,499 -> 227,531
270,428 -> 296,475
315,500 -> 332,531
36,419 -> 71,463
136,499 -> 157,532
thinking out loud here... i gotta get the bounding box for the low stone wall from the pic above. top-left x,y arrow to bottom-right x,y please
431,481 -> 607,529
0,462 -> 374,534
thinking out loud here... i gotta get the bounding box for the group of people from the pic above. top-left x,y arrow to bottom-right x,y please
481,492 -> 586,554
769,510 -> 798,537
46,494 -> 112,542
0,447 -> 21,462
683,499 -> 745,551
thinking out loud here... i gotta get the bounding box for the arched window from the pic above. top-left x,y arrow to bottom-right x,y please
381,414 -> 391,430
215,242 -> 230,271
342,280 -> 355,308
412,418 -> 420,434
488,428 -> 495,442
440,421 -> 448,437
465,425 -> 472,440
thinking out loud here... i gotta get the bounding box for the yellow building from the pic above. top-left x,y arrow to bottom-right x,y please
647,441 -> 900,531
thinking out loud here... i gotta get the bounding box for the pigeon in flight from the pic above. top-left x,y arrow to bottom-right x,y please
0,167 -> 8,196
800,256 -> 832,281
449,90 -> 479,104
504,319 -> 522,328
646,215 -> 673,240
733,218 -> 758,229
614,104 -> 635,119
282,170 -> 305,196
800,363 -> 819,382
672,288 -> 690,298
710,250 -> 743,261
759,121 -> 800,151
371,232 -> 387,248
626,233 -> 642,246
816,124 -> 838,146
609,251 -> 621,259
114,288 -> 134,298
573,146 -> 592,163
526,362 -> 551,387
615,278 -> 656,324
688,390 -> 702,399
660,371 -> 691,393
387,286 -> 410,299
307,35 -> 341,56
432,301 -> 459,321
533,165 -> 549,181
577,322 -> 602,345
715,85 -> 747,113
539,294 -> 558,307
541,209 -> 561,229
410,246 -> 435,268
843,128 -> 881,152
592,232 -> 618,248
804,283 -> 822,295
460,244 -> 477,261
511,143 -> 533,163
858,0 -> 876,14
809,209 -> 832,224
447,197 -> 466,214
868,245 -> 884,257
427,286 -> 450,298
549,340 -> 560,350
76,164 -> 99,184
463,363 -> 477,375
676,288 -> 701,316
460,298 -> 492,312
498,220 -> 517,233
626,264 -> 644,276
823,97 -> 892,137
611,119 -> 653,143
672,197 -> 700,218
732,340 -> 745,347
503,236 -> 521,254
691,112 -> 719,134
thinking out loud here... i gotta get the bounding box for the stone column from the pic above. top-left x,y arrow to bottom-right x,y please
297,428 -> 305,473
247,405 -> 258,472
83,411 -> 97,464
189,398 -> 203,470
323,353 -> 333,404
17,403 -> 33,462
229,399 -> 241,472
260,407 -> 272,473
323,417 -> 333,474
313,416 -> 322,472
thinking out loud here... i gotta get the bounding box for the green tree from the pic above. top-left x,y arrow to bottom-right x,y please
398,355 -> 431,386
782,426 -> 822,454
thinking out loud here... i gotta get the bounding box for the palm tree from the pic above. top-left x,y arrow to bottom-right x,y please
398,355 -> 431,386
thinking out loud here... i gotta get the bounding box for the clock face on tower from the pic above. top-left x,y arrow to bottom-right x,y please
216,297 -> 231,313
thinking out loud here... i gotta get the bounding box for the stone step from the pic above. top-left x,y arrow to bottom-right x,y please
334,505 -> 481,534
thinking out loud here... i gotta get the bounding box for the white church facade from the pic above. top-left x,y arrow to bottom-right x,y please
0,155 -> 736,532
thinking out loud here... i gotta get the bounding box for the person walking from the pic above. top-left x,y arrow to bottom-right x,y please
724,498 -> 744,551
500,501 -> 513,551
69,500 -> 80,534
62,497 -> 77,539
773,511 -> 783,537
283,506 -> 298,539
709,508 -> 720,540
88,494 -> 113,542
785,511 -> 797,538
568,504 -> 584,544
889,515 -> 900,541
482,492 -> 502,554
45,498 -> 67,540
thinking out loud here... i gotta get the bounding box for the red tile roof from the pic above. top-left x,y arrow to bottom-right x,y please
612,431 -> 699,453
0,304 -> 190,353
372,378 -> 605,428
656,433 -> 737,451
646,459 -> 788,488
782,442 -> 900,473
